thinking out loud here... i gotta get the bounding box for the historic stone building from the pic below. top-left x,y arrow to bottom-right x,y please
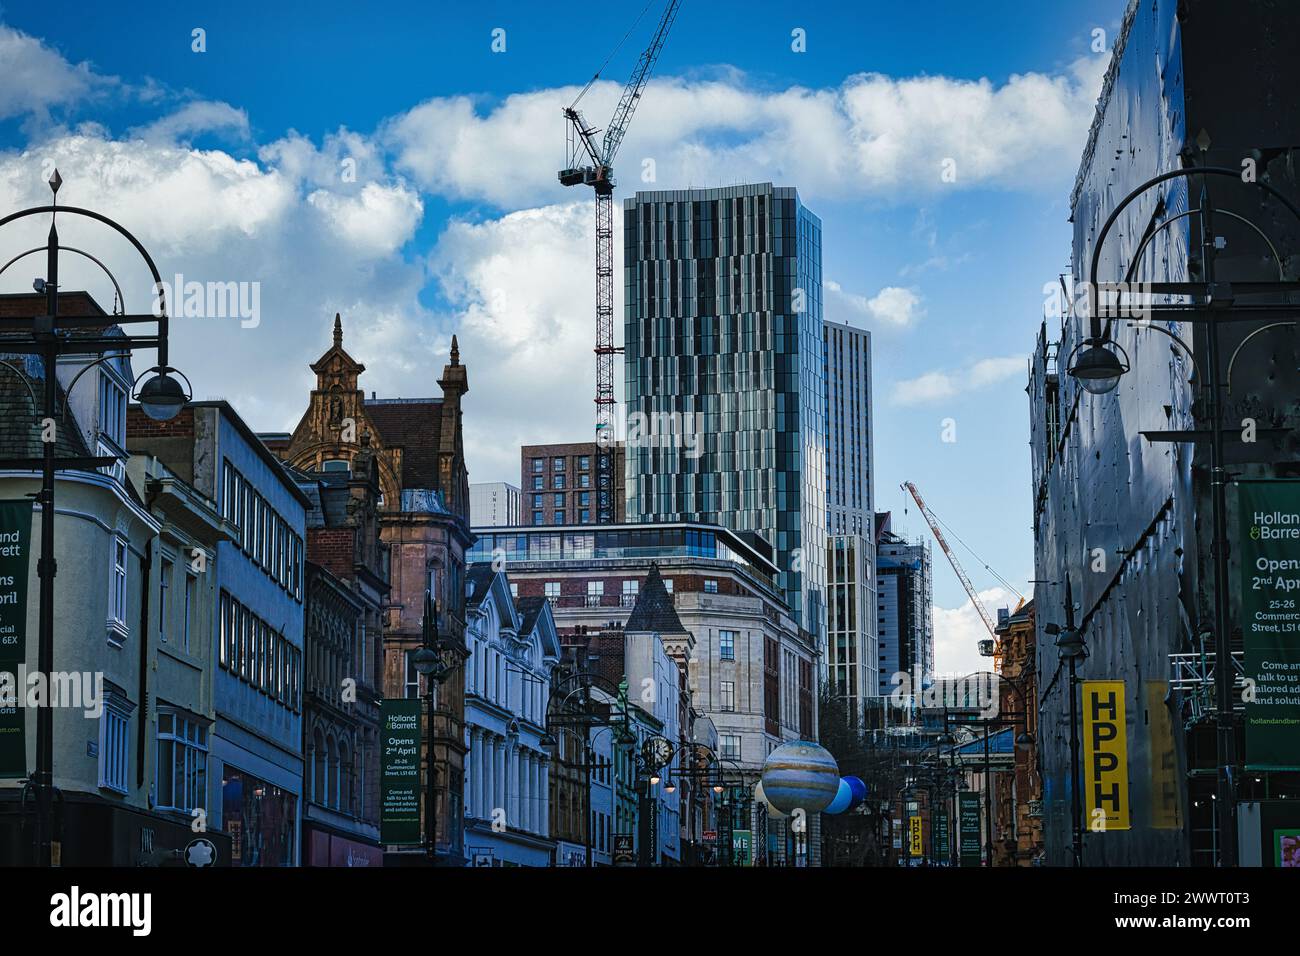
273,315 -> 473,865
294,445 -> 389,867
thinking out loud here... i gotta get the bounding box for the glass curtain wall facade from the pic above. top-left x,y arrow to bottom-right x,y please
623,184 -> 827,645
823,319 -> 877,717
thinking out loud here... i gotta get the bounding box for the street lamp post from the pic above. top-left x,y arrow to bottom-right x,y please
1046,583 -> 1087,867
0,172 -> 190,867
411,591 -> 460,864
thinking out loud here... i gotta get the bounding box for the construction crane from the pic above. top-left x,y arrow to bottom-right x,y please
901,481 -> 1024,660
558,0 -> 682,523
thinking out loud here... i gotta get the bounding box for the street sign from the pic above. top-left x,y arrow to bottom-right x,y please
1238,480 -> 1300,770
613,834 -> 634,865
1082,680 -> 1130,831
732,829 -> 752,866
958,792 -> 981,866
380,699 -> 423,845
0,501 -> 33,778
184,837 -> 217,867
702,829 -> 717,841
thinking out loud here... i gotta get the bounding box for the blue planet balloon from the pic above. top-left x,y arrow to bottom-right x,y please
823,778 -> 853,815
760,740 -> 840,814
845,775 -> 868,808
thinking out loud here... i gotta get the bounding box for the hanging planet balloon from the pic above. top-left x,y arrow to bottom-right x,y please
754,780 -> 786,819
823,778 -> 853,815
759,740 -> 840,815
844,775 -> 868,809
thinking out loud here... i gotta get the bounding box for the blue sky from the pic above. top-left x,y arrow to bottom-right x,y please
0,0 -> 1128,673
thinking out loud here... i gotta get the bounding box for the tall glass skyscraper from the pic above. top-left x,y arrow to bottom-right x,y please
623,183 -> 826,644
824,319 -> 878,719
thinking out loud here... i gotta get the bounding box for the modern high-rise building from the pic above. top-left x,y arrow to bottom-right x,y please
875,513 -> 933,698
823,319 -> 878,720
623,183 -> 827,645
470,481 -> 521,527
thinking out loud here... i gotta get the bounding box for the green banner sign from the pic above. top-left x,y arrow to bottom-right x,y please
934,809 -> 950,860
958,792 -> 981,866
1238,480 -> 1300,770
0,501 -> 33,779
380,698 -> 423,845
732,829 -> 752,866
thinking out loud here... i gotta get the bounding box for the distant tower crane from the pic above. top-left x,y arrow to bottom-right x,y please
902,481 -> 1024,661
558,0 -> 682,523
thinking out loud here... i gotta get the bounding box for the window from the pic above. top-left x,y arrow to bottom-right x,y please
721,734 -> 742,760
532,476 -> 543,491
578,456 -> 590,471
578,473 -> 591,488
158,557 -> 173,642
663,578 -> 673,593
183,573 -> 196,653
553,457 -> 564,471
108,537 -> 128,641
533,511 -> 544,525
98,698 -> 132,794
533,494 -> 543,509
553,475 -> 566,490
622,580 -> 638,606
704,579 -> 718,594
720,680 -> 736,711
587,581 -> 604,606
554,511 -> 566,525
580,509 -> 590,523
553,493 -> 565,508
405,650 -> 422,699
156,710 -> 208,813
219,593 -> 231,668
97,370 -> 127,447
544,581 -> 561,603
509,582 -> 518,599
532,458 -> 544,474
720,630 -> 736,661
579,492 -> 591,507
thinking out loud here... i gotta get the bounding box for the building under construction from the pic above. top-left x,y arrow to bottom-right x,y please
1029,0 -> 1300,866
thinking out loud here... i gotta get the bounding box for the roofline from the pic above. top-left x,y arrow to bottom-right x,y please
1069,0 -> 1140,213
471,520 -> 779,575
181,400 -> 315,509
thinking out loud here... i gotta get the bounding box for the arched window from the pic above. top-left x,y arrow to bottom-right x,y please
311,727 -> 326,803
326,734 -> 340,810
339,738 -> 353,814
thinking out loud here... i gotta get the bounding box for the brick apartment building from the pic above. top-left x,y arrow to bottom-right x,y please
520,442 -> 625,525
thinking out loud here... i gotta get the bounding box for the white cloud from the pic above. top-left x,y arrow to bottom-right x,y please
428,201 -> 610,481
891,354 -> 1024,405
384,57 -> 1109,208
827,280 -> 924,329
128,101 -> 250,144
308,181 -> 424,257
932,586 -> 1024,678
0,25 -> 115,120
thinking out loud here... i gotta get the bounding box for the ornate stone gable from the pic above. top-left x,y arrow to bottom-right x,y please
284,313 -> 403,506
